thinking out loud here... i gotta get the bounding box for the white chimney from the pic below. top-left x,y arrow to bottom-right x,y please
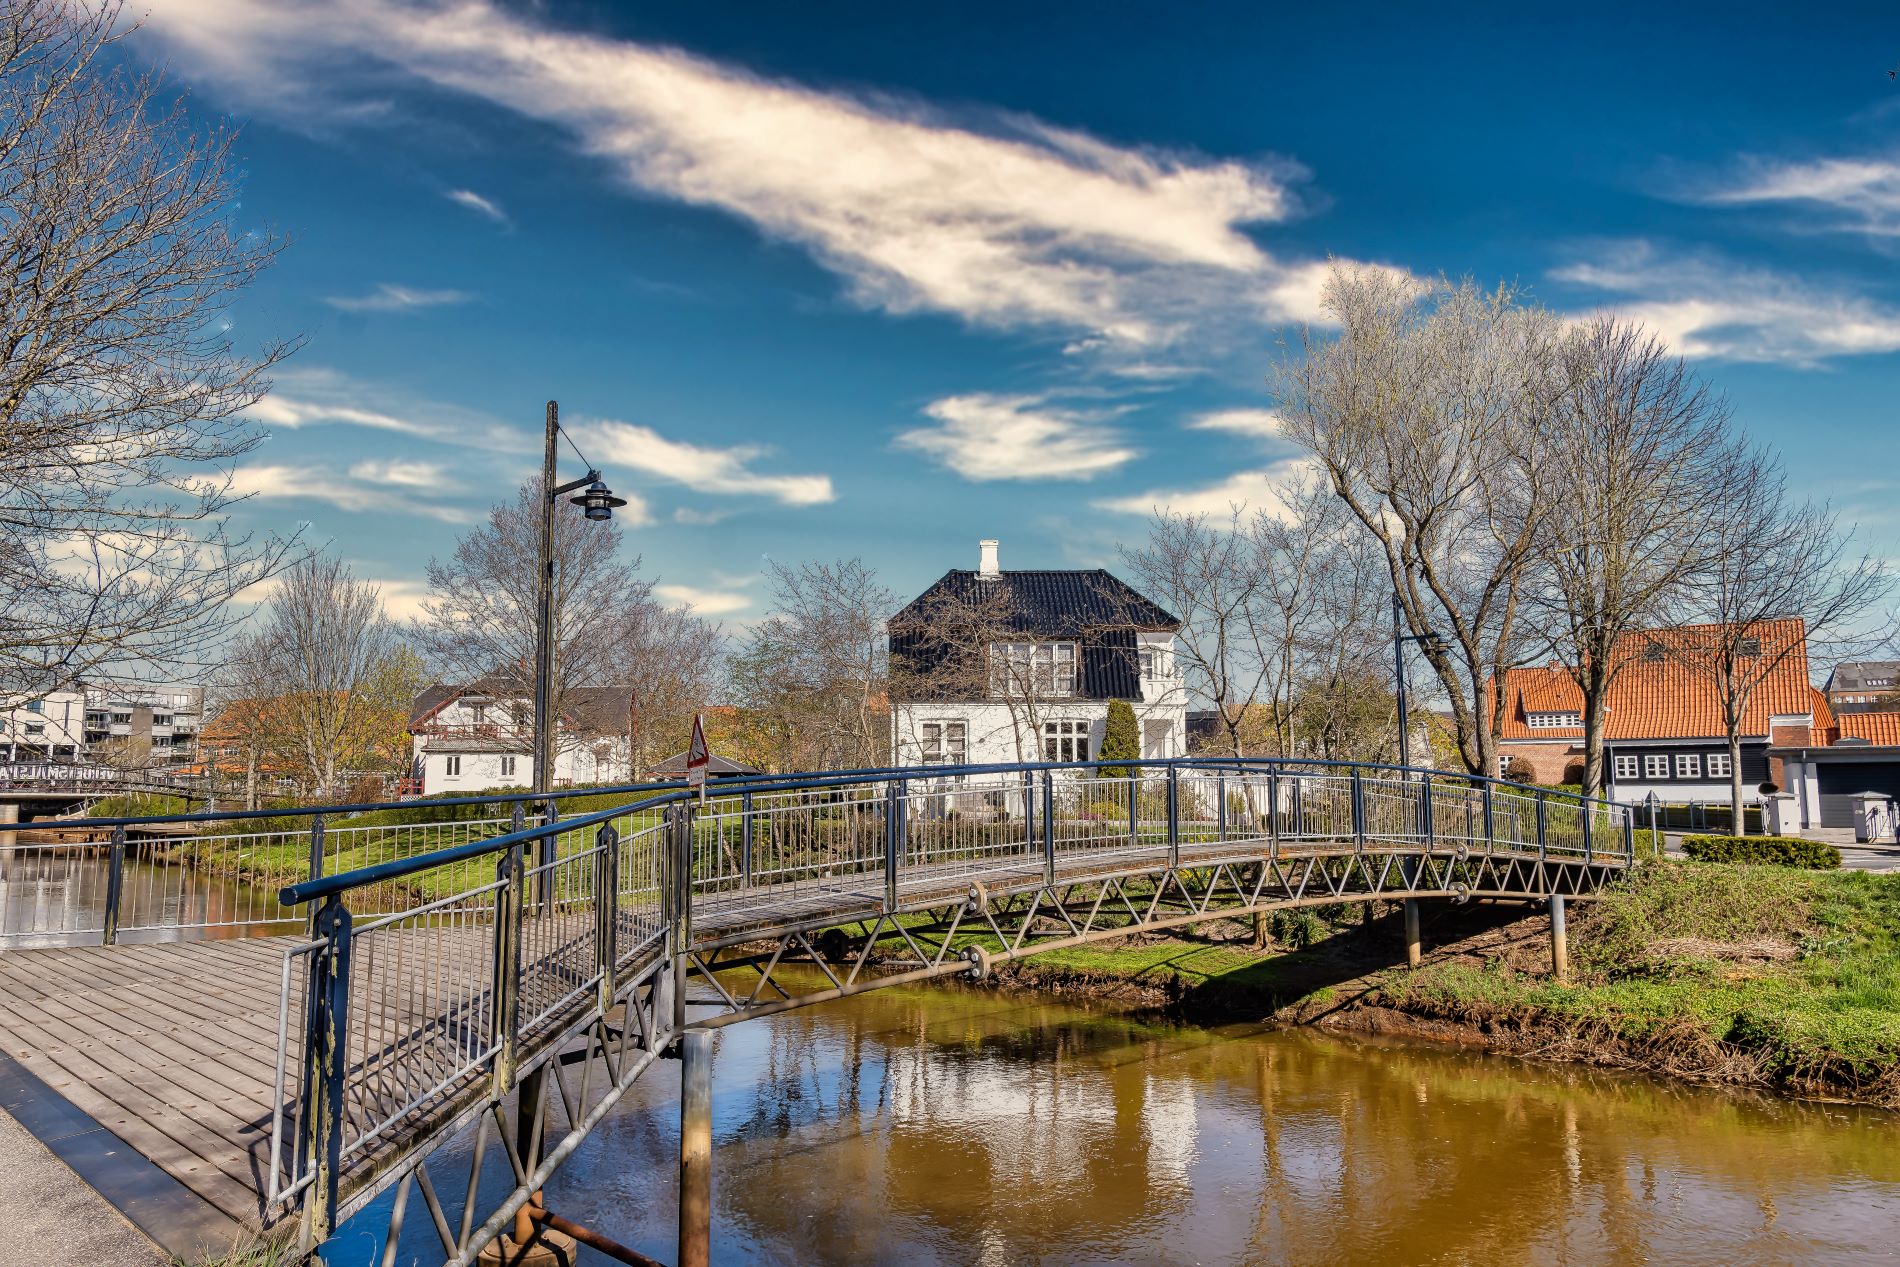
978,539 -> 1000,579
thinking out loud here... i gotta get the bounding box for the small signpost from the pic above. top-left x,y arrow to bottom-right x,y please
686,712 -> 710,802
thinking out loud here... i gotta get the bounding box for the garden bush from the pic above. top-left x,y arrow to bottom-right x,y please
1681,834 -> 1842,870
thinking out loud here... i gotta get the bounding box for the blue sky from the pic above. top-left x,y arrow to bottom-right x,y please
136,1 -> 1900,624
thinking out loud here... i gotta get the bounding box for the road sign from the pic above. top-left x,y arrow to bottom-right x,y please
686,712 -> 709,791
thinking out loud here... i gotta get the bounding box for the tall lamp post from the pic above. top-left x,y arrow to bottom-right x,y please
533,400 -> 626,803
1392,592 -> 1446,771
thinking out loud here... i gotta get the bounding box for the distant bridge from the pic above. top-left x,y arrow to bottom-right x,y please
0,758 -> 1633,1265
0,761 -> 208,815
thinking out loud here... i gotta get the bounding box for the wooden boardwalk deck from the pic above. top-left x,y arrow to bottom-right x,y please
0,936 -> 293,1230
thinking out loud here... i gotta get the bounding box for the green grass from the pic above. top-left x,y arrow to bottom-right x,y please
1385,861 -> 1900,1098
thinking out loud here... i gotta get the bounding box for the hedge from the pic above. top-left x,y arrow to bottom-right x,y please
1680,834 -> 1842,870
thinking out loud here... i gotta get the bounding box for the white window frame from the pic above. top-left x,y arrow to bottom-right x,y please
1527,712 -> 1582,729
1613,754 -> 1639,781
1043,719 -> 1090,763
445,755 -> 462,777
990,642 -> 1078,700
1643,754 -> 1669,780
1705,752 -> 1731,779
500,755 -> 516,777
1674,753 -> 1700,779
918,720 -> 968,766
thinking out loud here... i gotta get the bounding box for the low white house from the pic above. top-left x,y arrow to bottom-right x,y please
888,540 -> 1187,772
408,677 -> 633,796
1,687 -> 87,761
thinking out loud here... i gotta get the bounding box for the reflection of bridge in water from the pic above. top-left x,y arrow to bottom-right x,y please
0,757 -> 1632,1265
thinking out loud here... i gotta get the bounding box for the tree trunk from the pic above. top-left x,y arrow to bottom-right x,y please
1730,732 -> 1746,836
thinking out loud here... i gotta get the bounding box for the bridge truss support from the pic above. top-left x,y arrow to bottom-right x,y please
1403,898 -> 1421,969
682,846 -> 1623,1030
1548,894 -> 1569,984
678,1030 -> 713,1267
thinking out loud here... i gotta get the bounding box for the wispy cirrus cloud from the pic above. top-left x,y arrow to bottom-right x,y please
324,282 -> 474,313
347,458 -> 446,488
445,187 -> 509,224
1094,461 -> 1308,520
1551,241 -> 1900,367
895,393 -> 1136,482
1697,155 -> 1900,236
1187,407 -> 1284,440
139,0 -> 1348,364
244,367 -> 533,454
577,419 -> 834,506
227,463 -> 477,523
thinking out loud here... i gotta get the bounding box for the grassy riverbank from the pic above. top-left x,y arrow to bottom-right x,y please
987,860 -> 1900,1107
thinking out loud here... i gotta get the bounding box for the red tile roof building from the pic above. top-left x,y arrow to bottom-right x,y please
1492,619 -> 1828,794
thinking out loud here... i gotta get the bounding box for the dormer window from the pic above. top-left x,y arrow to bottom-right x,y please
990,642 -> 1077,699
1527,711 -> 1581,729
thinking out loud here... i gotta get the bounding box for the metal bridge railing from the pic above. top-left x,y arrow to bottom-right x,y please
31,755 -> 1634,1249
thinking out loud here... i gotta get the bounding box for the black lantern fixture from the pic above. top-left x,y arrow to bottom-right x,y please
571,477 -> 626,521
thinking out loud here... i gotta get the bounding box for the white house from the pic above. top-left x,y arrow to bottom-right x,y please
1,686 -> 87,762
888,540 -> 1188,771
408,677 -> 634,796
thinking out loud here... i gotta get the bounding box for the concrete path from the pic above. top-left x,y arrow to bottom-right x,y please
0,1106 -> 164,1266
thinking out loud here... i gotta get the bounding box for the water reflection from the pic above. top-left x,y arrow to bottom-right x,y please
479,973 -> 1896,1266
0,848 -> 295,944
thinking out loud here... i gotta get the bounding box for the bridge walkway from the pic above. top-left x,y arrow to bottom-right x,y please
0,832 -> 1482,1231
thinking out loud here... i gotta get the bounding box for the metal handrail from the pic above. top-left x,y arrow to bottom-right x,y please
275,755 -> 1632,909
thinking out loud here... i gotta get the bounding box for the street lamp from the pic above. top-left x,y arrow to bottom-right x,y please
1392,592 -> 1447,771
533,400 -> 626,802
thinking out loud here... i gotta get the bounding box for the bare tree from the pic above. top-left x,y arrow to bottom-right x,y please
1532,316 -> 1751,794
415,478 -> 705,773
621,602 -> 726,775
0,0 -> 295,697
1273,264 -> 1564,776
1119,508 -> 1269,757
731,559 -> 891,772
1668,464 -> 1892,826
232,556 -> 403,798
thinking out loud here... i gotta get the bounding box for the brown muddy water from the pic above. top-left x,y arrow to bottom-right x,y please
349,968 -> 1899,1267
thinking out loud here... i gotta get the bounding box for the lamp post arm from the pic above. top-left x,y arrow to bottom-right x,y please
548,470 -> 600,500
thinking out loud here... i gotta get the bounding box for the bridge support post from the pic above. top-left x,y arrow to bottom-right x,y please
1403,898 -> 1421,969
678,1029 -> 713,1267
102,825 -> 125,945
1548,894 -> 1569,984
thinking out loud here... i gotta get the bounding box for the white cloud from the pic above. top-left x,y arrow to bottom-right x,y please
324,282 -> 473,312
139,0 -> 1347,357
445,188 -> 509,224
895,393 -> 1136,482
654,583 -> 751,616
1187,408 -> 1284,440
348,459 -> 446,487
577,419 -> 833,506
227,463 -> 477,523
245,367 -> 532,454
1700,156 -> 1900,236
1094,461 -> 1309,520
1552,242 -> 1900,367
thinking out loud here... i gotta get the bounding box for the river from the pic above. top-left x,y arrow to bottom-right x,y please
349,969 -> 1897,1267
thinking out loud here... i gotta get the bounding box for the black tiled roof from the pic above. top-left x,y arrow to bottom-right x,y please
890,569 -> 1179,637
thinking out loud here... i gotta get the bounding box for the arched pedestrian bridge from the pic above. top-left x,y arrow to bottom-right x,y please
0,758 -> 1633,1265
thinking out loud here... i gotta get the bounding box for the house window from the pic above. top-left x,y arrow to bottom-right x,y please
1613,755 -> 1639,781
111,712 -> 131,725
990,642 -> 1077,699
153,713 -> 171,726
1139,647 -> 1155,678
1043,720 -> 1090,763
500,755 -> 516,777
1675,753 -> 1700,779
1738,637 -> 1761,658
920,721 -> 967,765
470,703 -> 486,724
24,723 -> 43,737
1644,754 -> 1669,780
445,756 -> 462,777
1706,753 -> 1731,779
1527,712 -> 1581,729
24,699 -> 41,713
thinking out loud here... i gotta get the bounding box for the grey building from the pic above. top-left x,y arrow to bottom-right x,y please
1823,661 -> 1900,715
